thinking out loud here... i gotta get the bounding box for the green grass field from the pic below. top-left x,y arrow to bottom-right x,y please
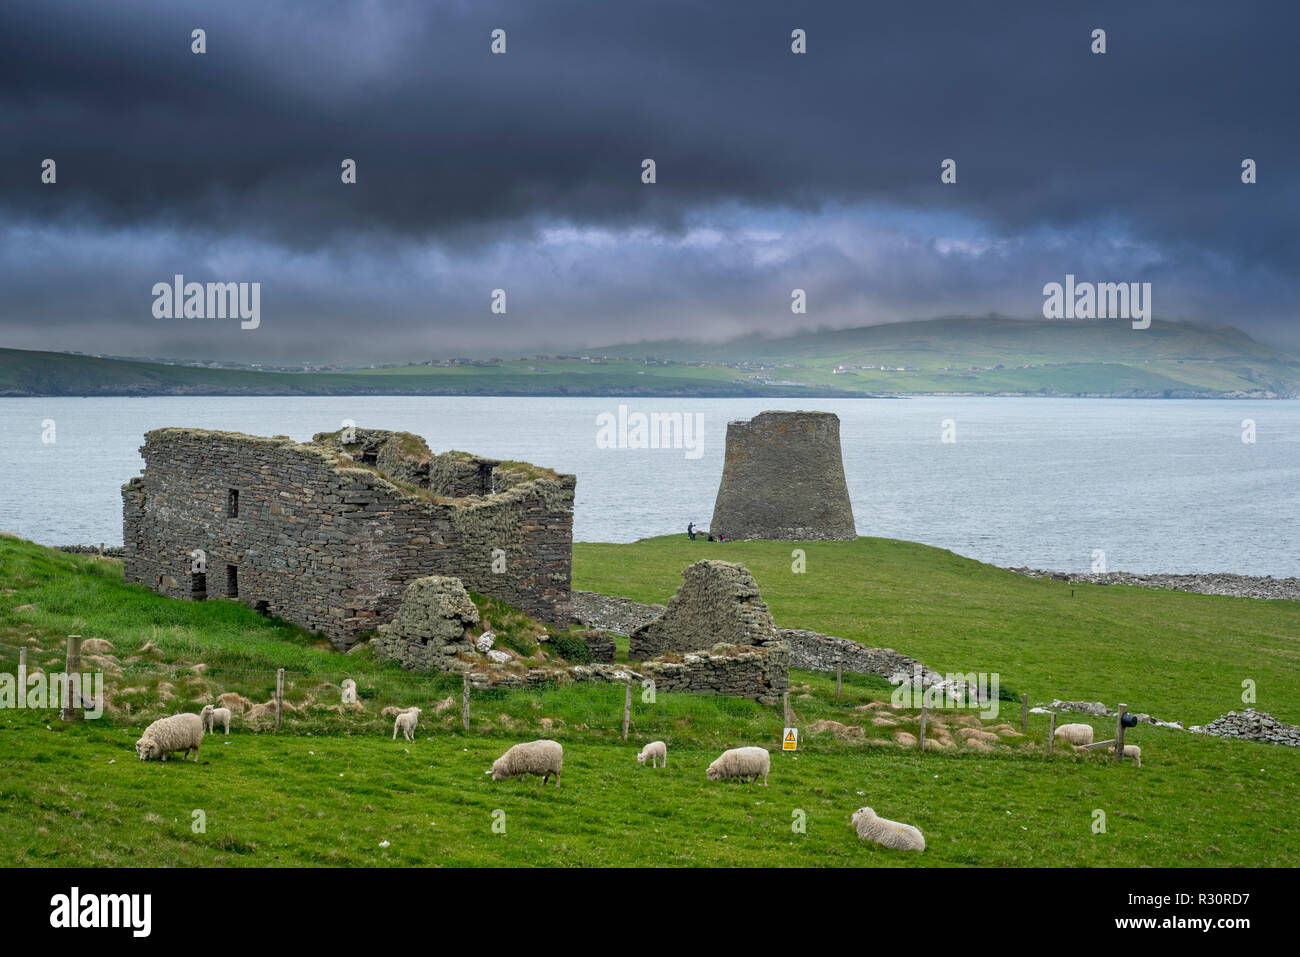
1,535 -> 1297,867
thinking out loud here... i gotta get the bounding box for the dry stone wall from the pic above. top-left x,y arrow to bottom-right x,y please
629,560 -> 780,659
121,427 -> 575,649
710,410 -> 856,540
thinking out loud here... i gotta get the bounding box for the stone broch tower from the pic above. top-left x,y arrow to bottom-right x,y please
709,410 -> 855,540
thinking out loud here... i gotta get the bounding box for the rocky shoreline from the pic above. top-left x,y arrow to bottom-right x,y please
1007,567 -> 1300,601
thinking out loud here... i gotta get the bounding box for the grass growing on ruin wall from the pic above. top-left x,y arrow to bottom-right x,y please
573,535 -> 1300,727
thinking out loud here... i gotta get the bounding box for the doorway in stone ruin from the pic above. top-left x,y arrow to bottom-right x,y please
191,571 -> 207,600
225,564 -> 238,598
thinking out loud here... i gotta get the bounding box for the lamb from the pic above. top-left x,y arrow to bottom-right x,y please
135,713 -> 204,762
636,740 -> 667,768
199,704 -> 231,734
487,739 -> 563,786
393,707 -> 422,741
1054,723 -> 1095,747
706,746 -> 770,785
1108,744 -> 1142,767
851,807 -> 926,851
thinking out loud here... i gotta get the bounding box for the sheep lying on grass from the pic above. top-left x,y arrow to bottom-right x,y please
393,707 -> 422,741
1108,744 -> 1142,767
135,713 -> 204,762
852,807 -> 925,851
1054,723 -> 1095,747
199,704 -> 231,735
487,739 -> 563,786
637,740 -> 667,768
706,746 -> 769,785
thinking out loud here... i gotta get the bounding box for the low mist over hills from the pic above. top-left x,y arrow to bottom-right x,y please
3,317 -> 1296,398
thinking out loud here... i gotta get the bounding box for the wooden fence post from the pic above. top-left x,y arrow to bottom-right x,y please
462,674 -> 471,731
1048,713 -> 1056,755
18,647 -> 26,686
1114,703 -> 1128,763
783,692 -> 791,728
918,702 -> 927,751
274,668 -> 284,730
835,661 -> 842,699
622,681 -> 632,741
1020,693 -> 1028,733
61,635 -> 83,722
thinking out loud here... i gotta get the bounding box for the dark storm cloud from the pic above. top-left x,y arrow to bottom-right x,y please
0,0 -> 1297,360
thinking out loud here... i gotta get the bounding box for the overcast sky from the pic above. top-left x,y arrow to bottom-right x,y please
1,0 -> 1297,363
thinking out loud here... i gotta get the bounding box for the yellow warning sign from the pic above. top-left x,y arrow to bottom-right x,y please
783,727 -> 798,751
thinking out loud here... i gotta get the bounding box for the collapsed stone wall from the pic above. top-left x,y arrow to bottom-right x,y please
569,591 -> 665,635
640,643 -> 788,706
779,628 -> 940,682
629,560 -> 780,660
709,410 -> 856,541
625,560 -> 788,705
121,427 -> 575,649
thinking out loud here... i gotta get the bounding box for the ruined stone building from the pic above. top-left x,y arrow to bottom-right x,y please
121,427 -> 575,649
710,410 -> 856,540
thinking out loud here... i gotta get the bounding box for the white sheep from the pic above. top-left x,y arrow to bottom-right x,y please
1108,744 -> 1142,767
852,807 -> 926,851
487,739 -> 563,786
706,746 -> 770,785
341,679 -> 357,705
200,704 -> 231,734
636,740 -> 667,768
393,707 -> 422,741
135,713 -> 204,762
1054,723 -> 1095,747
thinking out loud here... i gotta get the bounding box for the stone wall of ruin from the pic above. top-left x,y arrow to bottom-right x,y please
121,428 -> 574,649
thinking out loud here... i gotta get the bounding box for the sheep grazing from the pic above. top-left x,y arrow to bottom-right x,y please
199,704 -> 231,734
135,713 -> 204,762
852,807 -> 926,851
637,740 -> 667,768
393,707 -> 422,741
1054,723 -> 1095,747
1108,744 -> 1142,768
487,739 -> 563,786
706,746 -> 770,786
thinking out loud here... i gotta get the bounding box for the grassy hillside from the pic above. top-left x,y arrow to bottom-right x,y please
1,536 -> 1297,867
4,317 -> 1297,397
574,536 -> 1300,726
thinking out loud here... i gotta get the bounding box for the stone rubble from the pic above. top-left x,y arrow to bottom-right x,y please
1008,567 -> 1300,601
1189,709 -> 1300,747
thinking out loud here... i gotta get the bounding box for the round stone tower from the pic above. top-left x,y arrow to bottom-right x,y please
709,410 -> 856,540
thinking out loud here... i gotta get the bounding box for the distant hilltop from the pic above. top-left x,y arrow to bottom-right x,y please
1,316 -> 1296,398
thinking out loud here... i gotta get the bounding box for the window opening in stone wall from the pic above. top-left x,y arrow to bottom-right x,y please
226,564 -> 238,598
227,488 -> 239,517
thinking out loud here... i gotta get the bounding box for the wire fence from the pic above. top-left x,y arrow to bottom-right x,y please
0,635 -> 787,747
